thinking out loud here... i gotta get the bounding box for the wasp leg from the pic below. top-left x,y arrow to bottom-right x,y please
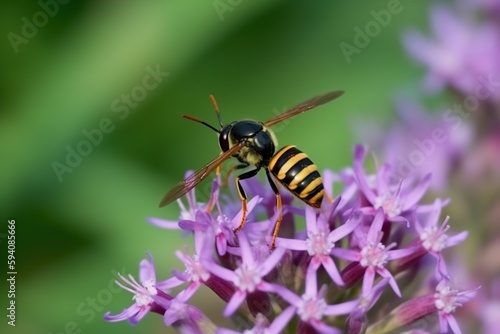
209,163 -> 248,212
325,192 -> 334,203
266,168 -> 282,251
222,163 -> 249,188
233,168 -> 260,233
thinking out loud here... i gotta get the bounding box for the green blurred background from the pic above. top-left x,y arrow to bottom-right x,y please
1,1 -> 431,333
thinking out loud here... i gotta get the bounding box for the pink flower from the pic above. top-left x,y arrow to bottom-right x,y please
104,253 -> 172,324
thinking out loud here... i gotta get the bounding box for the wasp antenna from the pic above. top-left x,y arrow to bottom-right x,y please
209,95 -> 224,127
182,114 -> 220,133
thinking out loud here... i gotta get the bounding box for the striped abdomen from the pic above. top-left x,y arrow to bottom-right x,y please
268,145 -> 324,208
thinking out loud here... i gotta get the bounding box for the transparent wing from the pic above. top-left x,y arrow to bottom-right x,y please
264,90 -> 344,127
159,143 -> 243,207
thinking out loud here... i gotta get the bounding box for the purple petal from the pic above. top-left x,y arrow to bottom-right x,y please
378,268 -> 401,297
439,314 -> 449,333
223,291 -> 247,317
259,247 -> 286,276
172,268 -> 190,281
367,208 -> 385,243
139,253 -> 156,284
104,305 -> 141,322
206,262 -> 236,283
417,198 -> 450,215
329,213 -> 362,242
304,267 -> 318,296
387,246 -> 418,261
445,231 -> 468,248
435,254 -> 449,280
195,230 -> 215,260
178,219 -> 207,232
163,307 -> 179,326
390,215 -> 410,227
310,321 -> 342,334
322,170 -> 336,198
305,205 -> 319,235
402,29 -> 435,65
357,278 -> 390,313
325,300 -> 358,316
425,199 -> 444,228
337,183 -> 358,212
331,248 -> 360,262
324,195 -> 341,219
430,4 -> 465,45
216,329 -> 240,334
275,237 -> 307,251
156,276 -> 184,290
322,257 -> 344,286
147,217 -> 180,229
129,306 -> 149,325
362,268 -> 376,295
216,234 -> 227,256
230,196 -> 262,229
401,173 -> 432,210
353,145 -> 377,204
375,163 -> 393,195
268,283 -> 300,305
446,315 -> 462,334
237,233 -> 254,266
180,282 -> 200,302
268,306 -> 295,333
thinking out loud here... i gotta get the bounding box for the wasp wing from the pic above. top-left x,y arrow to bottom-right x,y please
159,143 -> 243,207
264,90 -> 344,127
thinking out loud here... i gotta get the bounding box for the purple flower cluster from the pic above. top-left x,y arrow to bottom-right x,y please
404,2 -> 500,98
336,2 -> 500,333
104,145 -> 476,333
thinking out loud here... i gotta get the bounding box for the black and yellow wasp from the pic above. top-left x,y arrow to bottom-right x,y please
160,91 -> 344,249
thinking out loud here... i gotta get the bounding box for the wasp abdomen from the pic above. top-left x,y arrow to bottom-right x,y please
268,145 -> 324,208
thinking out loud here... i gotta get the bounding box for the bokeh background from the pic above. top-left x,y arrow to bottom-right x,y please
3,0 -> 480,333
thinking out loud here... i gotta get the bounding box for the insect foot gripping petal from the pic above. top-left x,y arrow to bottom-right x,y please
233,198 -> 248,233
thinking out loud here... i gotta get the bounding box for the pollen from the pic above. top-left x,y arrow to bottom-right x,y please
297,295 -> 327,321
420,225 -> 449,252
233,264 -> 262,293
306,232 -> 335,256
185,255 -> 210,282
360,242 -> 391,268
434,281 -> 461,314
374,194 -> 401,218
133,292 -> 155,307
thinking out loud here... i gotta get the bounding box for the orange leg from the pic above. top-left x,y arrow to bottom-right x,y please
270,192 -> 283,250
325,192 -> 334,203
266,169 -> 282,250
232,168 -> 259,233
222,163 -> 248,188
233,198 -> 248,233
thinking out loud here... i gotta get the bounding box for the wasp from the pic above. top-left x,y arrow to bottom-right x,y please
160,90 -> 344,249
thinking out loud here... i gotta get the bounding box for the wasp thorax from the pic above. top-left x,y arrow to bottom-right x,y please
218,120 -> 276,168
